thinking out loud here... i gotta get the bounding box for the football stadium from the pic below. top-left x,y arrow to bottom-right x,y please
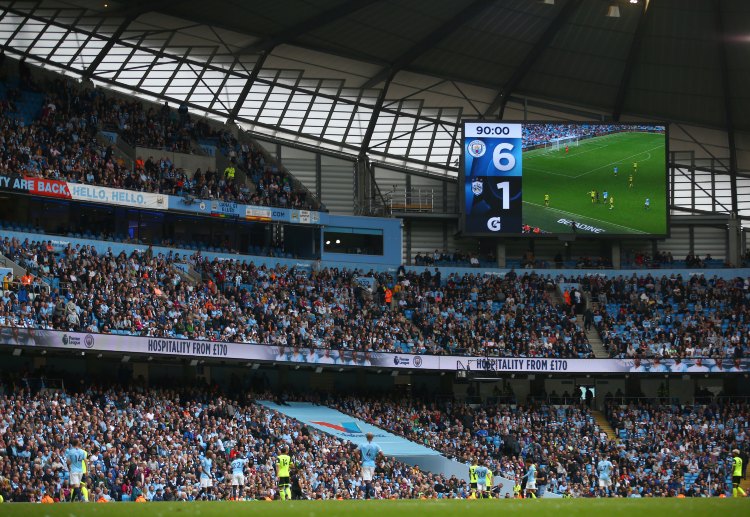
522,126 -> 667,236
0,0 -> 749,515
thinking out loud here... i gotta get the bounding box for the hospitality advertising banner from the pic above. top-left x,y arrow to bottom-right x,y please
1,328 -> 747,374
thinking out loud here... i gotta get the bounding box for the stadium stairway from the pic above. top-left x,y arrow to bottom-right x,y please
216,150 -> 256,196
96,131 -> 134,168
0,252 -> 27,278
554,285 -> 608,358
578,315 -> 609,358
257,400 -> 514,498
591,410 -> 618,441
172,262 -> 202,286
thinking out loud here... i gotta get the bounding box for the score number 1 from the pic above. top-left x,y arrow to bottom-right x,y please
496,181 -> 510,210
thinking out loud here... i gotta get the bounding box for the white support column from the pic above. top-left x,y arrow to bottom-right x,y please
611,241 -> 621,270
496,241 -> 506,268
728,215 -> 741,267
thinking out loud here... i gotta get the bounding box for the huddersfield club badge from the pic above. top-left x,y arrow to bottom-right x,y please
471,179 -> 483,196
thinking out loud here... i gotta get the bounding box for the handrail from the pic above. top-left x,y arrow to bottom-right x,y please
604,395 -> 750,405
235,126 -> 323,211
21,377 -> 65,393
378,187 -> 435,214
1,279 -> 51,295
97,129 -> 134,170
0,251 -> 27,277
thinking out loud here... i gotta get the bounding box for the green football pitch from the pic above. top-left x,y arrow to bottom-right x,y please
2,498 -> 747,517
522,131 -> 667,235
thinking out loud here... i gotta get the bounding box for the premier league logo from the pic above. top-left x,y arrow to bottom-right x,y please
471,179 -> 483,196
467,139 -> 486,158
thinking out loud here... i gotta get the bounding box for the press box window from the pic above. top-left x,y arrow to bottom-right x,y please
323,227 -> 383,255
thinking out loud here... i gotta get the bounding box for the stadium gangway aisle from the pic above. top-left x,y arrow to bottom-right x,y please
255,400 -> 523,497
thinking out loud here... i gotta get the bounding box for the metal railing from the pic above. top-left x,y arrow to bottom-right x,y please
0,251 -> 27,277
97,129 -> 135,171
236,126 -> 324,211
375,187 -> 435,214
22,377 -> 65,394
602,395 -> 749,405
1,280 -> 51,296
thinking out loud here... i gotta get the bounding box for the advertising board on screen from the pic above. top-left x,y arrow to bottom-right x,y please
461,122 -> 668,236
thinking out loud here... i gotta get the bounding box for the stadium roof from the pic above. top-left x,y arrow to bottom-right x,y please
0,0 -> 748,177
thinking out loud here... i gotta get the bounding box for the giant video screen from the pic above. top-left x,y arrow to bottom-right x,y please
461,122 -> 668,236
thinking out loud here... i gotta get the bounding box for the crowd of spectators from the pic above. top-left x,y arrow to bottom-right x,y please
212,130 -> 311,209
0,74 -> 312,209
330,394 -> 748,498
0,377 -> 467,502
572,256 -> 613,269
4,234 -> 750,361
0,237 -> 591,358
566,273 -> 750,359
622,251 -> 729,270
412,250 -> 486,268
522,124 -> 663,149
624,251 -> 675,269
1,364 -> 746,502
605,400 -> 748,496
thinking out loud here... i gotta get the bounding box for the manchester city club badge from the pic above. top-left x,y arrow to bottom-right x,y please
467,139 -> 486,158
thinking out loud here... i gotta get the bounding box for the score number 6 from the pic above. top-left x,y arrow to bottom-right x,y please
493,143 -> 516,172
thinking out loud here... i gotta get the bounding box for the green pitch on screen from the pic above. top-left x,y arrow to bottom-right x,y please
2,499 -> 747,517
523,132 -> 667,235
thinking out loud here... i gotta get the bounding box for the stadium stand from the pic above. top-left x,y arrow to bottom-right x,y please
330,395 -> 747,498
1,364 -> 746,500
522,124 -> 659,150
0,236 -> 591,358
569,273 -> 750,359
0,376 -> 468,501
3,233 -> 750,360
0,77 -> 314,210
